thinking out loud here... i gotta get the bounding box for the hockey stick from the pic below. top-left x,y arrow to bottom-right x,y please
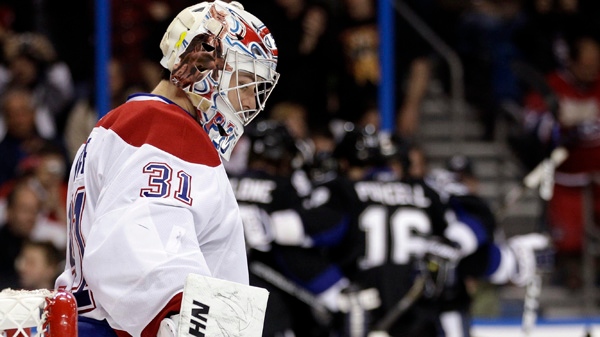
521,273 -> 542,337
248,261 -> 332,320
367,275 -> 426,337
497,146 -> 568,222
250,260 -> 383,333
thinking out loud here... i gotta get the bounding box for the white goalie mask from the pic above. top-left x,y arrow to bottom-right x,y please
160,1 -> 279,160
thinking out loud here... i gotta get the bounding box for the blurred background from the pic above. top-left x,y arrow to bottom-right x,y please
1,0 -> 600,334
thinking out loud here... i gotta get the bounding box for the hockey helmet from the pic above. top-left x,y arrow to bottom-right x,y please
333,124 -> 385,167
247,119 -> 298,163
160,1 -> 279,160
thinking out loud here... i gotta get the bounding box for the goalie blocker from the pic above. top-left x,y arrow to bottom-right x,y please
158,274 -> 269,337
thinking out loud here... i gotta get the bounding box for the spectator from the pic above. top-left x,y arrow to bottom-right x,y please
112,0 -> 189,92
0,32 -> 75,137
0,5 -> 14,64
330,0 -> 435,140
23,143 -> 68,226
0,87 -> 61,187
111,0 -> 154,89
0,181 -> 65,289
63,58 -> 132,161
14,239 -> 63,290
455,0 -> 528,141
270,101 -> 310,141
245,0 -> 336,129
513,0 -> 582,75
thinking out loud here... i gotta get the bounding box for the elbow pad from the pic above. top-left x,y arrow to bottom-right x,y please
271,209 -> 312,246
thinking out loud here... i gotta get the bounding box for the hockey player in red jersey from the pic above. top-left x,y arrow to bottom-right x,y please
521,33 -> 600,288
54,1 -> 279,336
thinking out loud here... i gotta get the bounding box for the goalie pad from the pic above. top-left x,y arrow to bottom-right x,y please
176,274 -> 269,337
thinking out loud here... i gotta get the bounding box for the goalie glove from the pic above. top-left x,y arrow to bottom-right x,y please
157,314 -> 180,337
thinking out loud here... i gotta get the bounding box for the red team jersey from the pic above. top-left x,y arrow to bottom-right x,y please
55,94 -> 249,336
524,70 -> 600,253
524,70 -> 600,174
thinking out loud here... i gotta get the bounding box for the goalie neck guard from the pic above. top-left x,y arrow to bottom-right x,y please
160,1 -> 279,160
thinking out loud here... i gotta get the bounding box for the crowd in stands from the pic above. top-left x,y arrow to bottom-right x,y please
1,0 -> 600,324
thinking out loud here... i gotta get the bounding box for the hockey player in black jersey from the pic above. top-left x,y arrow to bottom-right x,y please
268,124 -> 459,337
331,125 -> 458,337
424,156 -> 499,337
425,155 -> 551,337
228,119 -> 332,337
251,124 -> 551,337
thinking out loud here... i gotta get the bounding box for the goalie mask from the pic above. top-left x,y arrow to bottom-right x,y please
160,0 -> 279,160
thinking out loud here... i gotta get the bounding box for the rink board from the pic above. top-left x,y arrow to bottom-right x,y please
472,318 -> 600,337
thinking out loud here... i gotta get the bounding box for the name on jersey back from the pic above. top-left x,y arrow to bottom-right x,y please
355,181 -> 431,207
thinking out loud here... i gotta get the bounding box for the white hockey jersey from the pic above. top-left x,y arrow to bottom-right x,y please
55,94 -> 249,336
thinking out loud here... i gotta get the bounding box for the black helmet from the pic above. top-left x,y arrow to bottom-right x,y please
308,150 -> 339,183
246,119 -> 298,163
333,124 -> 384,167
386,133 -> 412,172
445,154 -> 474,178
